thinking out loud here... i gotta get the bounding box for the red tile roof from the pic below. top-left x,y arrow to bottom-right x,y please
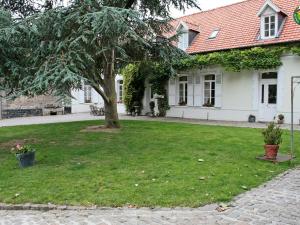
170,0 -> 300,54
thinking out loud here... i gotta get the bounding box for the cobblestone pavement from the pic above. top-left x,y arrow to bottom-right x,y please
1,112 -> 300,130
0,168 -> 299,225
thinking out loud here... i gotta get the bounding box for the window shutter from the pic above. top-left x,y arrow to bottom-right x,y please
215,73 -> 223,108
168,77 -> 176,106
194,75 -> 202,106
187,75 -> 194,106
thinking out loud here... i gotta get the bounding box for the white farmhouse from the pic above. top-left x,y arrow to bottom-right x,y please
72,0 -> 300,124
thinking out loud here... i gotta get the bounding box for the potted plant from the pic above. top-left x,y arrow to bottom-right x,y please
262,122 -> 283,159
11,144 -> 36,168
277,114 -> 284,124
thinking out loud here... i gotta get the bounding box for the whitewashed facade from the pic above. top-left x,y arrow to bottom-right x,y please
71,75 -> 126,114
156,54 -> 300,123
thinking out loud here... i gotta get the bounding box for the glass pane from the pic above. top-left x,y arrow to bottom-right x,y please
205,75 -> 215,80
211,90 -> 215,98
261,84 -> 264,103
204,98 -> 210,104
268,84 -> 277,104
271,16 -> 275,23
265,30 -> 269,37
211,98 -> 215,106
204,82 -> 210,89
179,76 -> 187,81
119,80 -> 123,84
204,90 -> 210,98
265,17 -> 269,23
265,24 -> 269,30
212,82 -> 215,90
270,23 -> 275,29
262,72 -> 278,79
270,29 -> 275,36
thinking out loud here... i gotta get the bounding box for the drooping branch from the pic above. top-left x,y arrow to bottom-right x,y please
91,84 -> 109,103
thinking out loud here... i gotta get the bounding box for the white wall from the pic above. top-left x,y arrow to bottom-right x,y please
277,54 -> 300,124
71,75 -> 126,114
165,54 -> 300,123
166,67 -> 257,122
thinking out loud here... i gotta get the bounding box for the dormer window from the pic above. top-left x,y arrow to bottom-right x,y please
257,0 -> 287,40
178,27 -> 189,51
176,21 -> 199,51
263,14 -> 276,38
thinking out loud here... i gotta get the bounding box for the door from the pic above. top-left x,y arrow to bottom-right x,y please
259,73 -> 278,122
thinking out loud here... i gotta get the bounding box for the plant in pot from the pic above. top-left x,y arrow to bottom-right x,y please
262,122 -> 283,159
277,114 -> 284,124
11,144 -> 36,168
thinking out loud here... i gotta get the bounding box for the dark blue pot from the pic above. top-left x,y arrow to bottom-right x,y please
16,151 -> 35,168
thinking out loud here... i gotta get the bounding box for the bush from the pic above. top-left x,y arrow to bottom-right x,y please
262,122 -> 283,145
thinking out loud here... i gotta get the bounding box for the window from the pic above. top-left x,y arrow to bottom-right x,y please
179,76 -> 188,105
262,72 -> 277,79
84,84 -> 92,103
263,15 -> 276,38
118,80 -> 123,103
268,84 -> 277,104
203,75 -> 215,107
209,29 -> 219,39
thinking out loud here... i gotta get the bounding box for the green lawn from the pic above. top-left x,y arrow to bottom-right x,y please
0,120 -> 299,207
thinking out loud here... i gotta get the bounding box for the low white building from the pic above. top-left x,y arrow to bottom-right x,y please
71,75 -> 125,114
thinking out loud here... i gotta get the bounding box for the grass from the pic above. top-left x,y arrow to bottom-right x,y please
0,120 -> 299,207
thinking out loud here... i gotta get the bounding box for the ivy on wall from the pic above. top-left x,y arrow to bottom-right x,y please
173,46 -> 289,72
122,63 -> 147,115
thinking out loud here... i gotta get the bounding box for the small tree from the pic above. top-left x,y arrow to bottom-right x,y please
0,0 -> 198,128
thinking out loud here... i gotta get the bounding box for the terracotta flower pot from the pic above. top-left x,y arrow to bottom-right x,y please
264,145 -> 279,159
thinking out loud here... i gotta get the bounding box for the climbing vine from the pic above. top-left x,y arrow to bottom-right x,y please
174,46 -> 289,72
122,63 -> 146,115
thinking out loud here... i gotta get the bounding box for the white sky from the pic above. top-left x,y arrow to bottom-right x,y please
60,0 -> 245,18
171,0 -> 245,18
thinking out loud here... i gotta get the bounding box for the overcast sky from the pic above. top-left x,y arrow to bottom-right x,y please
171,0 -> 244,18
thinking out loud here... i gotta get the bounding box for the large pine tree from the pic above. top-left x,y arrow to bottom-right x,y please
0,0 -> 199,128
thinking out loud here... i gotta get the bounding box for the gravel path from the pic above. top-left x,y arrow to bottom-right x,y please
0,168 -> 299,225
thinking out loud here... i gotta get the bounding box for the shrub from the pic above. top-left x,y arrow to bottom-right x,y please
262,122 -> 283,145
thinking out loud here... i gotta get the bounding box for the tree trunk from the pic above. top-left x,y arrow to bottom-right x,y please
103,78 -> 120,128
103,49 -> 120,128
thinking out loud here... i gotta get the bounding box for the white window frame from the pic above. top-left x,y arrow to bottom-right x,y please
203,75 -> 216,107
178,76 -> 188,106
261,14 -> 278,39
84,84 -> 92,103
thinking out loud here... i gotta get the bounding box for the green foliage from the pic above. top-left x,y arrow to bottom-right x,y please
11,144 -> 34,154
262,122 -> 283,145
148,63 -> 172,116
122,63 -> 146,114
122,62 -> 172,116
0,0 -> 193,100
174,47 -> 287,72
